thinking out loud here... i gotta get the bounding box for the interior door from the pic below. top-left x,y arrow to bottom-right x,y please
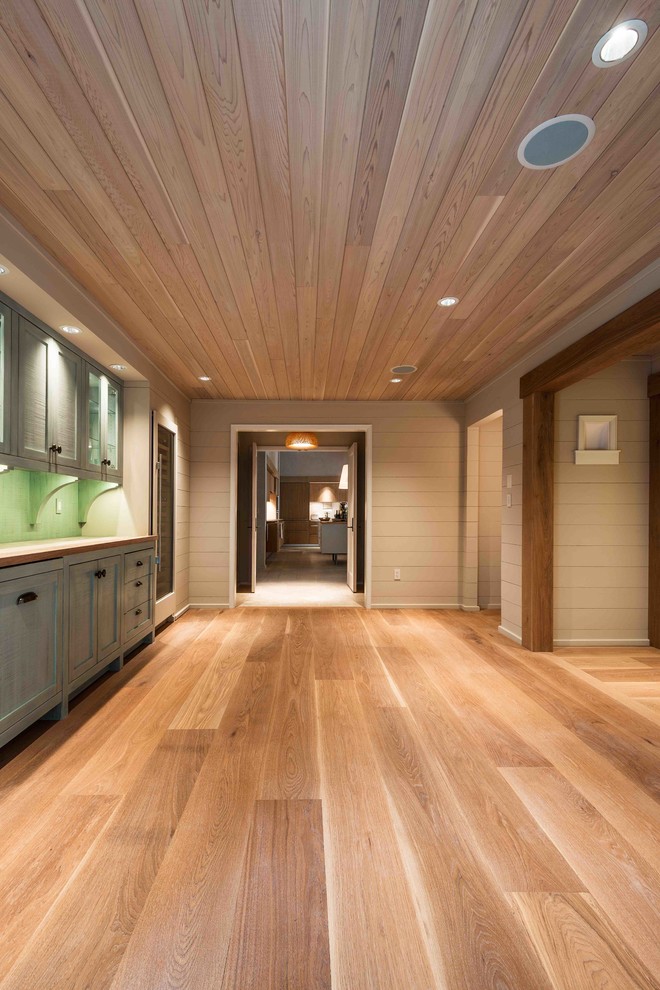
152,412 -> 177,625
250,442 -> 258,592
346,442 -> 358,592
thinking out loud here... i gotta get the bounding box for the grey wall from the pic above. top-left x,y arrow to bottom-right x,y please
278,450 -> 346,478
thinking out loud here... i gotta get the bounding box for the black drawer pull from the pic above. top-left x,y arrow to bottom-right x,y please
135,608 -> 142,615
50,443 -> 62,454
95,569 -> 107,579
102,458 -> 112,466
135,580 -> 143,587
16,591 -> 39,606
136,560 -> 144,567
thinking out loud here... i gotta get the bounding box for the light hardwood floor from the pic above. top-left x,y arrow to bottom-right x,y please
0,609 -> 658,989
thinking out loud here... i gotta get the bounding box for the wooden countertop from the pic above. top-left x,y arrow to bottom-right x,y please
0,535 -> 155,569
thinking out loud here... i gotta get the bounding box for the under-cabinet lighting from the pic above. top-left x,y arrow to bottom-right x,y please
0,265 -> 9,276
60,325 -> 83,335
109,364 -> 127,372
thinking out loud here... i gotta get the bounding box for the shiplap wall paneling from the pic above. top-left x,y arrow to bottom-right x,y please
188,401 -> 463,608
554,361 -> 650,645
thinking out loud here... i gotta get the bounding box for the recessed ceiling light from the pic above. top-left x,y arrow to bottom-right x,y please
0,265 -> 9,276
389,377 -> 402,383
438,296 -> 459,307
390,364 -> 417,375
592,20 -> 647,67
109,364 -> 127,372
60,325 -> 83,335
518,115 -> 595,170
198,375 -> 211,382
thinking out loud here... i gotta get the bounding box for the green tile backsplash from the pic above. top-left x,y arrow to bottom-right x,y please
0,468 -> 82,542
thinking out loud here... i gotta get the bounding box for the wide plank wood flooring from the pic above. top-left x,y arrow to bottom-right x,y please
0,608 -> 658,990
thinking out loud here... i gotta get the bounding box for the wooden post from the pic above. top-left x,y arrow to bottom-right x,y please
649,373 -> 659,648
522,391 -> 554,652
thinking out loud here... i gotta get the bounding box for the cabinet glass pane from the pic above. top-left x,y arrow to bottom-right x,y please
53,347 -> 80,462
156,424 -> 175,601
18,320 -> 49,459
0,311 -> 5,447
87,370 -> 101,467
106,381 -> 119,468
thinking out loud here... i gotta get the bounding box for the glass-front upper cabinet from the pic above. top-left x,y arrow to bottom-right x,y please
105,380 -> 120,474
0,302 -> 11,455
84,367 -> 122,479
86,369 -> 102,470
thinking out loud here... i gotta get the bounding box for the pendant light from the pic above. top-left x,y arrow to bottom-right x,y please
285,431 -> 318,450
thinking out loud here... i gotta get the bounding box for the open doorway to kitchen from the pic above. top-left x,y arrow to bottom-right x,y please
231,427 -> 370,607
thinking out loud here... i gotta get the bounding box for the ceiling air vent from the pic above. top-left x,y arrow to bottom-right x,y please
517,115 -> 595,170
390,364 -> 417,375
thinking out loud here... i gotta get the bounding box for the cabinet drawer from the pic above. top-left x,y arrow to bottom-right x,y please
124,573 -> 152,611
124,548 -> 154,584
124,598 -> 153,641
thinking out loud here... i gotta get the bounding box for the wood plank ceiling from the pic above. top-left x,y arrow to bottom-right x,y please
0,0 -> 658,400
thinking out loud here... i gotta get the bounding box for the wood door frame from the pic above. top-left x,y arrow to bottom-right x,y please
520,291 -> 660,652
229,424 -> 373,608
649,371 -> 659,648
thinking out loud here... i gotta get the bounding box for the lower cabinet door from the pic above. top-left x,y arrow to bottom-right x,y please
68,559 -> 97,681
0,568 -> 62,731
97,554 -> 122,661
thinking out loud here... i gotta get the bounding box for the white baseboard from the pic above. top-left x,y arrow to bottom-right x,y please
188,601 -> 232,609
553,638 -> 651,647
372,603 -> 461,610
460,604 -> 481,612
498,624 -> 522,644
172,604 -> 190,621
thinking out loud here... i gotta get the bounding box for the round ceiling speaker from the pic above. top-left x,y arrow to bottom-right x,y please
390,364 -> 417,375
285,431 -> 318,450
517,115 -> 595,170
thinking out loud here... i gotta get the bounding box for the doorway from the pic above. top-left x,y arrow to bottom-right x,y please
151,413 -> 177,625
230,425 -> 371,608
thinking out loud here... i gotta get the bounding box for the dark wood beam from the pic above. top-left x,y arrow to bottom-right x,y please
520,289 -> 660,398
648,370 -> 660,397
650,389 -> 659,649
522,392 -> 554,652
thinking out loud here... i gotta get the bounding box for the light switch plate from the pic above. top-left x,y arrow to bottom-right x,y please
506,493 -> 512,507
506,474 -> 512,489
394,568 -> 401,581
55,498 -> 62,514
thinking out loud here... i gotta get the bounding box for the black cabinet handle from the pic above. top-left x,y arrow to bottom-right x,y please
16,591 -> 39,606
135,608 -> 142,615
95,568 -> 107,579
135,580 -> 143,587
136,560 -> 143,567
50,444 -> 62,454
101,458 -> 112,466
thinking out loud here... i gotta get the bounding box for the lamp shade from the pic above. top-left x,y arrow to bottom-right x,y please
285,431 -> 318,450
339,464 -> 349,490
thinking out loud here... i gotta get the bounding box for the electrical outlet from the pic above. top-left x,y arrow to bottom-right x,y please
394,568 -> 401,581
55,498 -> 62,515
506,493 -> 512,507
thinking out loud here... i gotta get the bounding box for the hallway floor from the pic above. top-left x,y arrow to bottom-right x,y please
237,546 -> 363,607
0,609 -> 658,989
